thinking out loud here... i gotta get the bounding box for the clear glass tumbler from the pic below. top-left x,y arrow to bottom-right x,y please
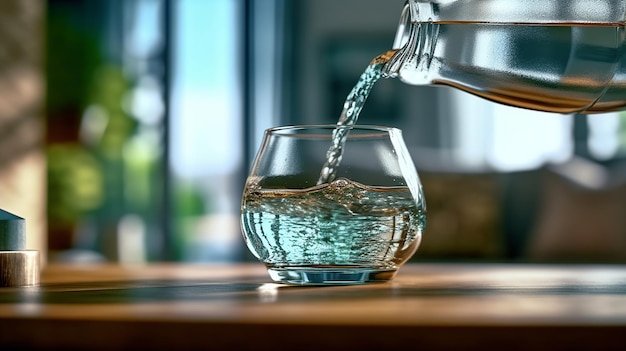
240,125 -> 426,285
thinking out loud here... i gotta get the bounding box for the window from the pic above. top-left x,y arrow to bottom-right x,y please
46,0 -> 249,262
170,0 -> 243,261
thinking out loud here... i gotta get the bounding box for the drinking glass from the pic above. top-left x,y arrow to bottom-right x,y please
240,125 -> 426,285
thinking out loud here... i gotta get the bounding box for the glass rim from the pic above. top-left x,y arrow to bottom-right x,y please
266,124 -> 401,136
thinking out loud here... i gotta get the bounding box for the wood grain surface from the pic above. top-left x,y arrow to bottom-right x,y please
1,263 -> 625,350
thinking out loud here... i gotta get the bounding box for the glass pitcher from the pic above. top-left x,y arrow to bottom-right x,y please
382,0 -> 626,114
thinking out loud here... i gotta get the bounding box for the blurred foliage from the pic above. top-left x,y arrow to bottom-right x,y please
45,8 -> 101,115
175,183 -> 206,218
46,3 -> 137,244
89,66 -> 137,160
46,7 -> 103,227
123,137 -> 159,213
45,0 -> 217,261
172,181 -> 208,260
47,144 -> 103,225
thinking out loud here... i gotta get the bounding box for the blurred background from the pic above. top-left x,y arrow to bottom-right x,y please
1,0 -> 626,265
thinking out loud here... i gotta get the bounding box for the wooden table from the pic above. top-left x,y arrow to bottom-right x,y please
1,263 -> 625,350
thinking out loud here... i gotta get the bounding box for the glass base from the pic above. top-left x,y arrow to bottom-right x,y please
267,267 -> 397,285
